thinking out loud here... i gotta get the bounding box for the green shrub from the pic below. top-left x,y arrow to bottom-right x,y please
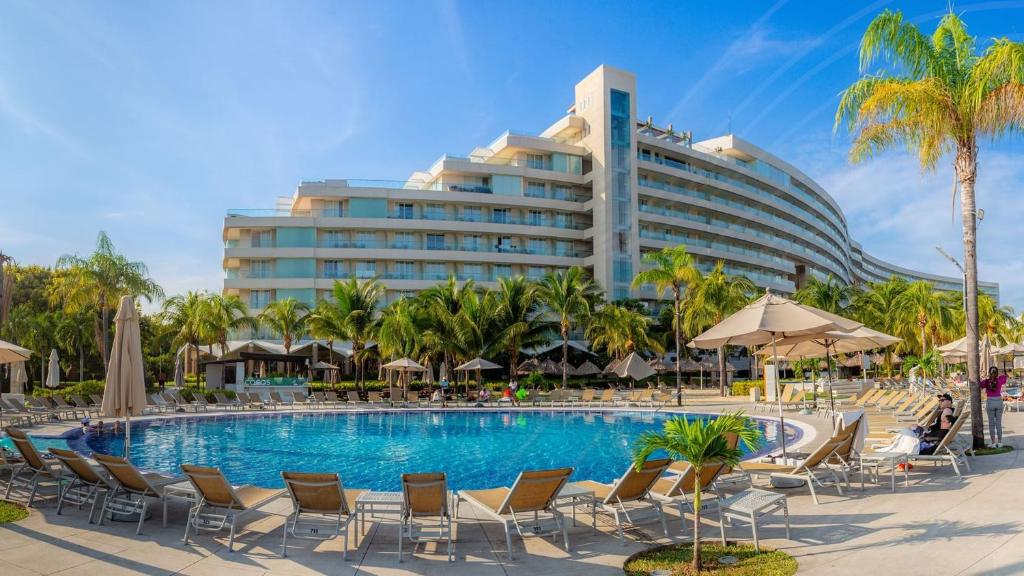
30,380 -> 106,402
730,379 -> 766,397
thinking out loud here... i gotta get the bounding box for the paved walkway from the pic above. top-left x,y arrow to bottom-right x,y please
1,404 -> 1020,575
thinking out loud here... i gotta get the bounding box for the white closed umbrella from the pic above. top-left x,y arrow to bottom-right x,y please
173,353 -> 185,388
9,361 -> 27,395
45,349 -> 61,389
101,296 -> 148,458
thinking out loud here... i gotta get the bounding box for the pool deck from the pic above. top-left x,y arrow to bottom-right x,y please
2,398 -> 1021,575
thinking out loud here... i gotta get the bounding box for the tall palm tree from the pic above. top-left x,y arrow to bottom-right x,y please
536,266 -> 602,389
257,297 -> 309,354
632,412 -> 761,572
376,297 -> 422,361
51,231 -> 163,366
419,276 -> 478,383
330,278 -> 383,388
683,262 -> 756,395
851,277 -> 910,376
585,303 -> 662,360
55,310 -> 93,382
632,246 -> 700,406
793,274 -> 852,315
202,294 -> 257,355
896,281 -> 953,357
162,291 -> 207,379
307,299 -> 345,373
977,293 -> 1017,346
493,277 -> 552,383
836,9 -> 1024,448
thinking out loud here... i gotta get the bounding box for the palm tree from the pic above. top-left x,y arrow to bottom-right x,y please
377,297 -> 422,361
683,262 -> 756,395
536,267 -> 602,389
51,231 -> 163,367
896,281 -> 952,357
162,291 -> 207,380
632,412 -> 761,571
202,294 -> 257,355
55,310 -> 93,382
419,276 -> 478,384
836,9 -> 1024,448
850,277 -> 910,376
493,277 -> 552,383
307,299 -> 346,375
793,274 -> 852,315
632,246 -> 700,406
586,303 -> 662,360
977,293 -> 1017,346
330,278 -> 383,388
257,297 -> 309,354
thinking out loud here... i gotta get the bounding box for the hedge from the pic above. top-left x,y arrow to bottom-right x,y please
730,379 -> 766,397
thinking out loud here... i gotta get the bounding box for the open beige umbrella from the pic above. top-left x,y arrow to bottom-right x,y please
691,291 -> 861,458
45,349 -> 61,389
608,352 -> 656,384
455,357 -> 503,395
383,358 -> 426,391
101,296 -> 148,458
0,339 -> 32,364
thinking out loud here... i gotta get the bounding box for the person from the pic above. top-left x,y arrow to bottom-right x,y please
982,366 -> 1007,448
478,387 -> 490,404
440,377 -> 450,407
923,393 -> 955,442
158,372 -> 166,390
431,388 -> 443,404
509,380 -> 519,407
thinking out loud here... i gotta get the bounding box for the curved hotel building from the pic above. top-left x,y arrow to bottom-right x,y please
222,65 -> 998,310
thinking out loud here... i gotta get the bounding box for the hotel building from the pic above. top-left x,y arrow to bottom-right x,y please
222,65 -> 999,310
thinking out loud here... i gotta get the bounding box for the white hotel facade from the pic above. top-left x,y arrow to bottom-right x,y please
222,65 -> 998,310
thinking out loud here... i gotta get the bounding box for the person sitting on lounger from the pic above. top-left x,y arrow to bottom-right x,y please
478,387 -> 490,403
432,388 -> 443,404
922,393 -> 954,442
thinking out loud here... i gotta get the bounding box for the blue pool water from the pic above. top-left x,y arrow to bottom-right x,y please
54,411 -> 793,490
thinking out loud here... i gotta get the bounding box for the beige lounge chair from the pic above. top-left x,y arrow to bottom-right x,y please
907,411 -> 971,477
367,391 -> 384,405
49,448 -> 111,523
740,437 -> 846,504
281,471 -> 364,560
571,458 -> 672,543
94,453 -> 186,534
575,389 -> 596,406
400,472 -> 453,562
458,467 -> 573,559
594,388 -> 616,407
325,391 -> 342,406
651,461 -> 731,533
3,426 -> 61,506
181,464 -> 284,552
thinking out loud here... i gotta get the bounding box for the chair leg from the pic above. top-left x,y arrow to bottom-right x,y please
87,488 -> 102,524
56,479 -> 70,515
398,517 -> 404,563
613,509 -> 624,544
806,477 -> 820,505
183,505 -> 195,545
281,514 -> 289,558
447,514 -> 453,562
719,509 -> 727,545
27,473 -> 40,507
504,520 -> 514,560
137,500 -> 148,535
750,512 -> 760,553
783,500 -> 791,540
228,516 -> 237,552
342,519 -> 350,561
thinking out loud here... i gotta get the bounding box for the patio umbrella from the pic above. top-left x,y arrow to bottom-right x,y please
993,342 -> 1024,372
456,357 -> 503,395
574,360 -> 601,376
558,360 -> 577,378
101,296 -> 148,458
423,359 -> 435,385
45,349 -> 60,389
0,339 -> 32,363
173,353 -> 184,388
439,361 -> 448,382
516,358 -> 541,376
608,352 -> 656,385
9,361 -> 27,395
602,357 -> 623,375
383,357 -> 426,390
691,291 -> 861,458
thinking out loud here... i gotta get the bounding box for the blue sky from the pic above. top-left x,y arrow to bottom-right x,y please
2,1 -> 1024,310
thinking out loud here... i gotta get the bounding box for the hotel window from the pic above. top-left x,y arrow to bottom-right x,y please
526,182 -> 546,198
463,235 -> 482,251
424,204 -> 446,220
250,230 -> 273,248
528,238 -> 546,254
321,200 -> 343,217
639,149 -> 652,162
249,290 -> 272,309
553,185 -> 572,200
493,264 -> 512,279
392,232 -> 414,249
249,259 -> 272,278
321,230 -> 344,248
392,261 -> 414,279
528,210 -> 544,226
426,234 -> 445,250
554,212 -> 570,228
355,261 -> 376,278
496,236 -> 513,252
555,240 -> 573,257
356,232 -> 376,247
492,208 -> 509,224
425,262 -> 447,280
462,263 -> 483,280
526,154 -> 545,169
323,260 -> 344,278
463,206 -> 482,222
527,266 -> 545,280
394,203 -> 414,219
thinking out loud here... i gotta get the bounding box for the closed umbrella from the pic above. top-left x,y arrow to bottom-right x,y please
691,291 -> 861,458
45,349 -> 61,389
439,361 -> 448,382
101,296 -> 148,458
423,359 -> 435,385
9,361 -> 27,395
173,353 -> 184,388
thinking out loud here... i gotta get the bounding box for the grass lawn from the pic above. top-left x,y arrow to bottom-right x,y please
0,500 -> 28,523
973,445 -> 1014,456
624,543 -> 797,575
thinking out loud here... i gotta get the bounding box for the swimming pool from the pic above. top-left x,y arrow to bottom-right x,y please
61,411 -> 798,490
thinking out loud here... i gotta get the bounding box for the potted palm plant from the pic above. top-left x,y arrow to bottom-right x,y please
632,412 -> 761,572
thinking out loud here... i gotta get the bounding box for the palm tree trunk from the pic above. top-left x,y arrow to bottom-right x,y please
79,345 -> 84,383
692,475 -> 703,570
920,323 -> 927,357
957,146 -> 984,449
674,290 -> 682,406
561,325 -> 569,389
100,303 -> 110,368
718,346 -> 727,396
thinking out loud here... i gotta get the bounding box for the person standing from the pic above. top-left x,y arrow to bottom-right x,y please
982,367 -> 1007,448
439,377 -> 450,408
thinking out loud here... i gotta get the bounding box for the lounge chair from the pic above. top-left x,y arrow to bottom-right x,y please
346,391 -> 363,406
162,392 -> 189,412
3,426 -> 61,506
271,391 -> 293,409
281,471 -> 364,560
25,397 -> 60,420
213,392 -> 242,411
457,467 -> 573,559
72,395 -> 101,417
94,453 -> 186,534
191,393 -> 210,412
49,448 -> 112,523
312,391 -> 328,407
51,396 -> 87,419
367,391 -> 385,405
0,399 -> 38,426
907,411 -> 971,477
181,464 -> 284,552
400,472 -> 453,562
571,458 -> 672,543
325,391 -> 342,406
147,394 -> 170,413
575,389 -> 596,407
291,390 -> 312,408
740,436 -> 847,504
756,384 -> 794,413
595,388 -> 616,407
651,460 -> 731,533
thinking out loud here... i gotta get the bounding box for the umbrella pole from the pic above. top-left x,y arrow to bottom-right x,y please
826,344 -> 837,428
124,414 -> 131,459
772,334 -> 788,460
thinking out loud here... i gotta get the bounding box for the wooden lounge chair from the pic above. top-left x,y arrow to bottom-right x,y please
571,458 -> 672,543
594,388 -> 616,407
181,464 -> 284,552
3,426 -> 61,506
281,471 -> 364,560
457,467 -> 573,560
740,437 -> 847,504
49,448 -> 112,523
94,453 -> 186,534
400,472 -> 453,562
